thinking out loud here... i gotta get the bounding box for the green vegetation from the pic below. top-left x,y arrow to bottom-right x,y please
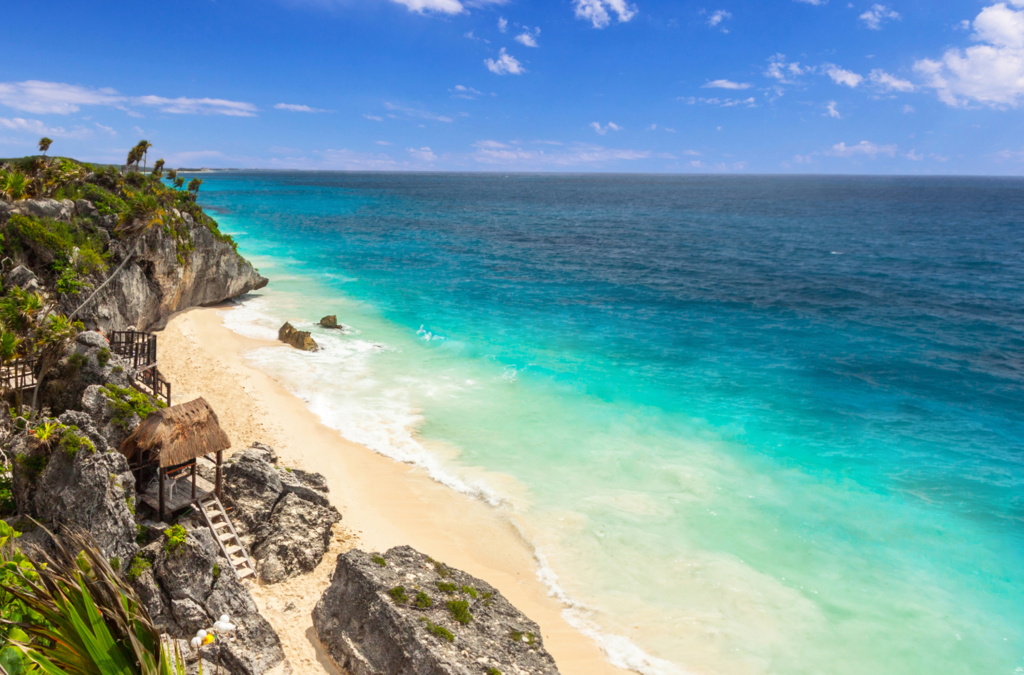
15,453 -> 49,480
58,425 -> 96,459
388,586 -> 409,604
422,620 -> 454,643
371,554 -> 387,567
101,383 -> 165,429
435,581 -> 457,594
163,524 -> 188,557
212,563 -> 221,579
510,631 -> 536,645
414,591 -> 433,609
433,560 -> 451,578
126,554 -> 152,581
446,599 -> 472,625
460,585 -> 478,599
97,346 -> 111,366
487,669 -> 503,675
109,556 -> 121,571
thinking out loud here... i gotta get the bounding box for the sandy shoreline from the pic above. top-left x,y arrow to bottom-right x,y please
156,304 -> 627,675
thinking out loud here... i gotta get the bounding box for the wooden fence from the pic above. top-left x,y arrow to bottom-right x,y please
134,366 -> 172,407
110,330 -> 157,370
0,357 -> 37,393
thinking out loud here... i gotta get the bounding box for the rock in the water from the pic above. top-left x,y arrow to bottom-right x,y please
313,546 -> 561,675
319,315 -> 339,329
252,492 -> 340,583
277,322 -> 318,351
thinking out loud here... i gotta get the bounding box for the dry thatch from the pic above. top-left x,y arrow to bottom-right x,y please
119,397 -> 231,467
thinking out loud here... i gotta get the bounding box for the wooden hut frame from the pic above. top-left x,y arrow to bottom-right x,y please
119,397 -> 231,521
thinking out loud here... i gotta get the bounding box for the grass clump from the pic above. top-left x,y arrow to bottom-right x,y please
125,555 -> 151,581
97,347 -> 110,367
388,586 -> 409,604
487,669 -> 503,675
163,524 -> 187,557
510,631 -> 536,645
101,384 -> 164,430
435,581 -> 457,594
414,591 -> 433,609
460,585 -> 478,599
212,563 -> 221,579
58,426 -> 95,459
433,560 -> 450,578
446,599 -> 472,625
15,454 -> 49,480
371,554 -> 387,567
422,620 -> 454,643
109,557 -> 121,571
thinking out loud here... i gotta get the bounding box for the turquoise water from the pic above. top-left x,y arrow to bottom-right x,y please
196,173 -> 1023,675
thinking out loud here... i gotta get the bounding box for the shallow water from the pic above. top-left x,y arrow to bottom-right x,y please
196,172 -> 1024,675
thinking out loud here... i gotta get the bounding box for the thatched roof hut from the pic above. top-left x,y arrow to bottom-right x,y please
120,397 -> 231,467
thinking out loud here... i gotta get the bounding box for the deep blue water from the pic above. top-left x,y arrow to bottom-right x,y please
196,172 -> 1024,675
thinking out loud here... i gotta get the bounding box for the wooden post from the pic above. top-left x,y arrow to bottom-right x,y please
158,467 -> 166,522
215,450 -> 223,500
191,461 -> 197,500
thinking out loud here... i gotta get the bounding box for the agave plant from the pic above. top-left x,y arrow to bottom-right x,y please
0,170 -> 30,202
0,525 -> 188,675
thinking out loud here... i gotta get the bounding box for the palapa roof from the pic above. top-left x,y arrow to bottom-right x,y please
119,397 -> 231,467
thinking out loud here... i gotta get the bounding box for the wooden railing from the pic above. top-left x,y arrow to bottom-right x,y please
0,357 -> 37,392
133,366 -> 171,407
110,330 -> 157,370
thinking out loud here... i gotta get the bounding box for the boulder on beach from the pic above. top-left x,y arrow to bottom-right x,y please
313,545 -> 561,675
277,322 -> 318,351
319,315 -> 341,329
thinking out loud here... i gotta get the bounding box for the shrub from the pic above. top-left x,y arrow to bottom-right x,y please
163,524 -> 187,557
58,426 -> 96,459
125,555 -> 151,581
435,581 -> 457,594
97,347 -> 110,367
371,554 -> 386,567
446,600 -> 472,625
388,586 -> 408,604
424,620 -> 454,643
460,585 -> 478,598
101,383 -> 164,430
414,591 -> 433,609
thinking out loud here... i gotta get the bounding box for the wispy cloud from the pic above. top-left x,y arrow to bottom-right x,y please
498,16 -> 508,32
0,81 -> 123,115
94,122 -> 117,136
868,69 -> 914,92
703,79 -> 751,90
0,116 -> 92,139
364,114 -> 384,121
450,85 -> 486,99
826,101 -> 841,118
472,139 -> 651,166
764,54 -> 811,84
384,102 -> 454,122
825,64 -> 864,87
389,0 -> 464,14
827,140 -> 897,157
590,121 -> 622,135
680,96 -> 757,107
485,48 -> 525,75
706,9 -> 732,31
794,0 -> 826,5
407,146 -> 438,162
859,4 -> 900,30
573,0 -> 638,29
133,95 -> 258,117
515,27 -> 541,48
274,103 -> 330,113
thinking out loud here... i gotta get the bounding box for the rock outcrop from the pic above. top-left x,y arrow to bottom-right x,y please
132,528 -> 290,675
277,322 -> 318,351
313,546 -> 561,675
75,208 -> 267,332
222,445 -> 340,583
319,315 -> 340,329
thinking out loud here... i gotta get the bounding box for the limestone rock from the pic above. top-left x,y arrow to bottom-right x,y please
74,199 -> 99,219
45,331 -> 132,417
319,315 -> 339,329
313,546 -> 562,675
277,322 -> 318,351
278,466 -> 331,508
5,265 -> 42,293
252,492 -> 340,583
13,198 -> 74,221
222,448 -> 284,539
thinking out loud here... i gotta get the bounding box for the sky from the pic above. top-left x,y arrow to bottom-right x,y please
1,0 -> 1023,174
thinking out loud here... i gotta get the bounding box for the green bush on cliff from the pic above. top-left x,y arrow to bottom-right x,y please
101,384 -> 165,430
58,426 -> 96,459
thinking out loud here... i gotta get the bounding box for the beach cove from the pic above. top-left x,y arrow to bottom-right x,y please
156,305 -> 630,675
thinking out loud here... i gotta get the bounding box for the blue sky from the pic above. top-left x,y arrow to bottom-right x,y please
1,0 -> 1023,174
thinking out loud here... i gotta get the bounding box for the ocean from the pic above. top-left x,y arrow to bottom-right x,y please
194,172 -> 1024,675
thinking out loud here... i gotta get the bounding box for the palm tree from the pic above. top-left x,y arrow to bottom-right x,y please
173,176 -> 184,190
37,137 -> 52,157
152,158 -> 165,179
165,168 -> 177,183
135,140 -> 153,172
126,146 -> 142,173
187,177 -> 203,202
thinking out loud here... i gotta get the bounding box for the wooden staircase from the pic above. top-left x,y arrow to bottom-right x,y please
196,495 -> 256,581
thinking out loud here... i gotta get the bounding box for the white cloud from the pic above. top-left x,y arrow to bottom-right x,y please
996,147 -> 1024,160
869,69 -> 915,91
859,4 -> 900,30
498,16 -> 508,32
703,79 -> 751,89
274,103 -> 329,112
365,114 -> 384,121
515,27 -> 541,47
133,96 -> 258,117
795,0 -> 826,4
407,146 -> 438,162
485,48 -> 525,75
384,102 -> 454,122
590,121 -> 622,134
94,122 -> 117,136
827,140 -> 897,157
914,2 -> 1024,107
707,9 -> 732,29
374,140 -> 393,145
765,54 -> 810,83
390,0 -> 464,14
472,140 -> 650,166
825,64 -> 864,87
0,116 -> 91,139
903,104 -> 915,113
0,80 -> 124,115
905,149 -> 924,160
573,0 -> 638,29
450,85 -> 485,99
956,19 -> 971,30
826,101 -> 842,118
681,96 -> 757,107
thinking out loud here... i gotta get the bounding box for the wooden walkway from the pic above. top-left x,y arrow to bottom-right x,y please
140,473 -> 215,514
197,495 -> 256,580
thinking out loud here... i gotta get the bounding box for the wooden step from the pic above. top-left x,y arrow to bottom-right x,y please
236,568 -> 255,579
224,545 -> 244,556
